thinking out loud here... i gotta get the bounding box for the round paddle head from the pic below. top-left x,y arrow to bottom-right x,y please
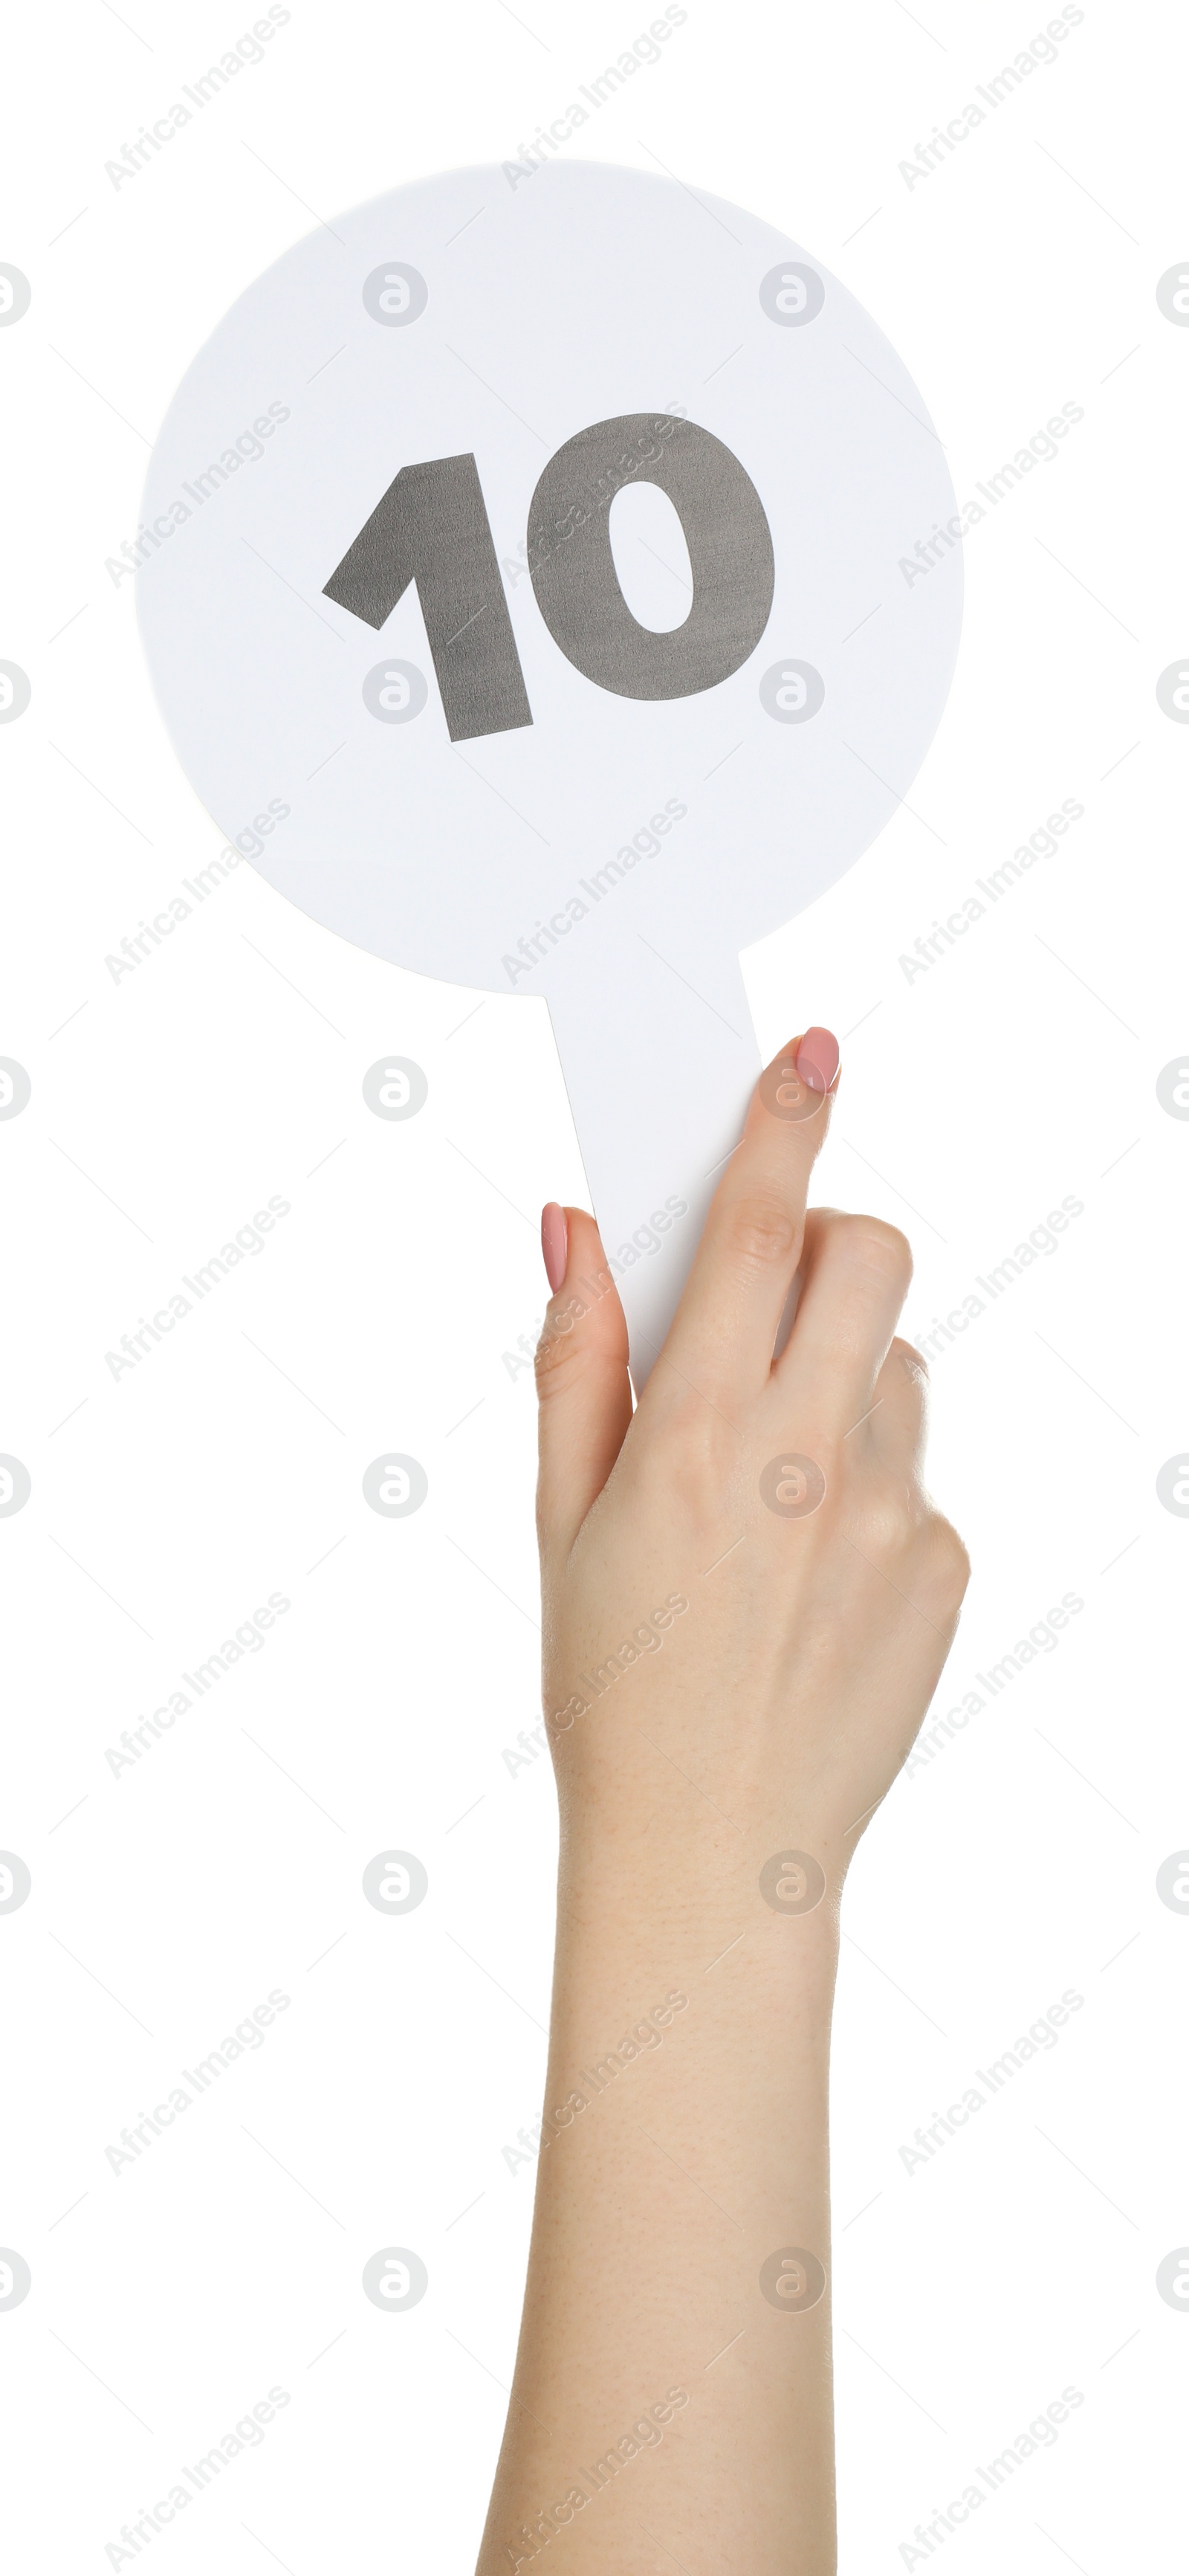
137,161 -> 961,1378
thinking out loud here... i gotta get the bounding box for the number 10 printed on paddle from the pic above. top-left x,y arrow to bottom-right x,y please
323,413 -> 774,740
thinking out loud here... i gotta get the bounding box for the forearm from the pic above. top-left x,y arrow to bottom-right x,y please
476,1807 -> 840,2573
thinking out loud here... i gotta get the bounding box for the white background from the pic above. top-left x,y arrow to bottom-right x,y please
1,2 -> 1185,2570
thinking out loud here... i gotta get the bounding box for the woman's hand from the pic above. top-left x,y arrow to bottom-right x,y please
536,1027 -> 968,1874
476,1033 -> 969,2576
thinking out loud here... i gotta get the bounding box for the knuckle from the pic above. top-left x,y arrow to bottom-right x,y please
721,1188 -> 800,1275
834,1213 -> 913,1289
534,1309 -> 583,1398
659,1390 -> 736,1489
633,1375 -> 742,1516
855,1477 -> 916,1559
926,1514 -> 972,1606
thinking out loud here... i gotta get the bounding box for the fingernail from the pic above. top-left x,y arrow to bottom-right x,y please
541,1201 -> 568,1293
795,1027 -> 840,1096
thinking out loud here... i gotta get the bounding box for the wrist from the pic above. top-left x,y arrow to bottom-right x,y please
555,1790 -> 844,1975
547,1830 -> 840,2121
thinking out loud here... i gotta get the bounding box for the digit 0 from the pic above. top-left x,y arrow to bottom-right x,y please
528,414 -> 774,703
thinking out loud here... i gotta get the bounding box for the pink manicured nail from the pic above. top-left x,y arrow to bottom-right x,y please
541,1201 -> 568,1293
795,1027 -> 840,1096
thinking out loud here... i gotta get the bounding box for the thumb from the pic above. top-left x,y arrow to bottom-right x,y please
536,1204 -> 632,1569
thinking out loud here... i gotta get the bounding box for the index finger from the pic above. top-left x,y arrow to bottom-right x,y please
647,1028 -> 840,1410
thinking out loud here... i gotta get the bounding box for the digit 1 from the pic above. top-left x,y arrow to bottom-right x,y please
323,453 -> 533,743
527,413 -> 774,700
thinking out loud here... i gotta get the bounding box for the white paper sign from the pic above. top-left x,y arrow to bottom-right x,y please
136,161 -> 961,1383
